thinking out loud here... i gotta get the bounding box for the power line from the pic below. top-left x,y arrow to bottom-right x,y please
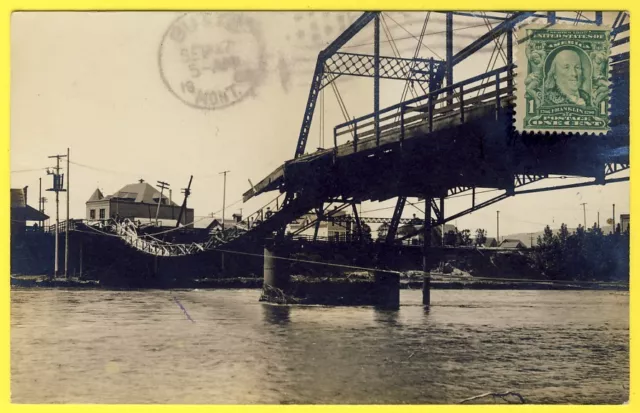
11,167 -> 48,174
339,15 -> 492,48
382,12 -> 443,60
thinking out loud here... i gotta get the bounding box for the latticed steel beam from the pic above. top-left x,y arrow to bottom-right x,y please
294,12 -> 378,159
514,174 -> 548,188
605,163 -> 630,176
448,186 -> 473,197
329,216 -> 420,225
291,202 -> 351,235
321,53 -> 443,89
430,199 -> 442,222
386,196 -> 407,244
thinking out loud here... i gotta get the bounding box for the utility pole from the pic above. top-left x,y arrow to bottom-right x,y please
40,197 -> 47,227
47,153 -> 67,277
155,181 -> 170,226
219,170 -> 230,231
65,148 -> 70,278
597,211 -> 600,228
529,233 -> 534,248
613,203 -> 616,233
580,202 -> 587,228
219,170 -> 230,272
176,175 -> 193,228
38,178 -> 42,230
169,188 -> 173,219
496,210 -> 500,243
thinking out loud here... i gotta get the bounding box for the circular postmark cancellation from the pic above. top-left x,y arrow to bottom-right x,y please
159,13 -> 266,110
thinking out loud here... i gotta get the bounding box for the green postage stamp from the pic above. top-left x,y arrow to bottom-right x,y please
515,24 -> 611,134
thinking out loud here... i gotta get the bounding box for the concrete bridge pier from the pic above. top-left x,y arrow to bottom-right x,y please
373,271 -> 400,309
261,239 -> 290,303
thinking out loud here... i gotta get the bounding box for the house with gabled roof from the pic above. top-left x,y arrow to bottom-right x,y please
85,179 -> 194,227
499,238 -> 527,249
11,186 -> 49,238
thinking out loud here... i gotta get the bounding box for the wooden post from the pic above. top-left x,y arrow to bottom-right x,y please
423,197 -> 432,307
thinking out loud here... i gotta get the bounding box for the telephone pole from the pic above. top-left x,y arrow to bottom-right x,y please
38,178 -> 42,229
65,148 -> 70,278
580,202 -> 587,228
47,153 -> 67,277
613,203 -> 616,233
176,175 -> 193,228
219,170 -> 230,272
496,210 -> 500,243
219,170 -> 230,231
155,181 -> 170,226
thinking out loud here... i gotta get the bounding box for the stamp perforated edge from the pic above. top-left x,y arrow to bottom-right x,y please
514,23 -> 612,136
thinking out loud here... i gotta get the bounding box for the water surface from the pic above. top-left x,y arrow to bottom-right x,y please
11,289 -> 629,404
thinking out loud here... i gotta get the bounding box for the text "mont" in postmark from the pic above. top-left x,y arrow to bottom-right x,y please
159,13 -> 266,110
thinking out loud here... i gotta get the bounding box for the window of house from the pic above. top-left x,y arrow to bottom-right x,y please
99,208 -> 106,219
90,209 -> 96,219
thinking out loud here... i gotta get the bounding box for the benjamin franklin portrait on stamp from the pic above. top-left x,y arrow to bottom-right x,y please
516,24 -> 611,134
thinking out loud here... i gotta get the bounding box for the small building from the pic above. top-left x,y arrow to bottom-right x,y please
11,186 -> 49,238
499,238 -> 527,249
288,208 -> 351,240
481,237 -> 498,248
85,179 -> 194,227
194,214 -> 243,233
620,214 -> 630,233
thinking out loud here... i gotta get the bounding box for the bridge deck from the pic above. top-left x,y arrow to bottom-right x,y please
246,59 -> 628,204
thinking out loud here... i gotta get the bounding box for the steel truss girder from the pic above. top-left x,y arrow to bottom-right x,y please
386,196 -> 407,244
291,202 -> 351,236
605,163 -> 629,176
294,12 -> 378,159
430,199 -> 442,222
514,173 -> 548,188
329,216 -> 421,225
446,11 -> 602,25
448,186 -> 472,197
396,177 -> 628,243
321,53 -> 443,89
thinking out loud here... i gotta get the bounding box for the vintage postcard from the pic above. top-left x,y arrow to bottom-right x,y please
9,11 -> 630,405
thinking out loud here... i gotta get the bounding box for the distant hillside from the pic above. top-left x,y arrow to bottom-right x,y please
502,225 -> 614,247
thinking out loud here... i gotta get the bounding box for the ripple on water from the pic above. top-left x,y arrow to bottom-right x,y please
10,289 -> 628,404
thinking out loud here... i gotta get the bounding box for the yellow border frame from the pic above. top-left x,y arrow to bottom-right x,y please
2,2 -> 636,412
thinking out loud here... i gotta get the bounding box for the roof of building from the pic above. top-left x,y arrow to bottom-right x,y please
88,188 -> 104,202
193,217 -> 240,230
483,237 -> 498,246
11,188 -> 49,221
499,238 -> 526,249
87,180 -> 179,206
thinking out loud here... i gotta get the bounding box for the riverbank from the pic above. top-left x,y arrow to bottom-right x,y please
10,274 -> 628,291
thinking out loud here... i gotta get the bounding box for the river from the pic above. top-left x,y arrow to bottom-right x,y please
11,288 -> 628,404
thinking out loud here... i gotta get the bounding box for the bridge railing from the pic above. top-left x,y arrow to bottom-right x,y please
333,65 -> 515,150
243,192 -> 287,231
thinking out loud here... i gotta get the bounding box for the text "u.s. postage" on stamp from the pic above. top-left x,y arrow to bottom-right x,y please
515,24 -> 611,134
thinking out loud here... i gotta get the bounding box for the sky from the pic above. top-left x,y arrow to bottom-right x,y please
10,11 -> 629,238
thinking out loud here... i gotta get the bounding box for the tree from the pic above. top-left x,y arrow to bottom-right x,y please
459,229 -> 473,246
475,228 -> 487,246
376,222 -> 389,240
